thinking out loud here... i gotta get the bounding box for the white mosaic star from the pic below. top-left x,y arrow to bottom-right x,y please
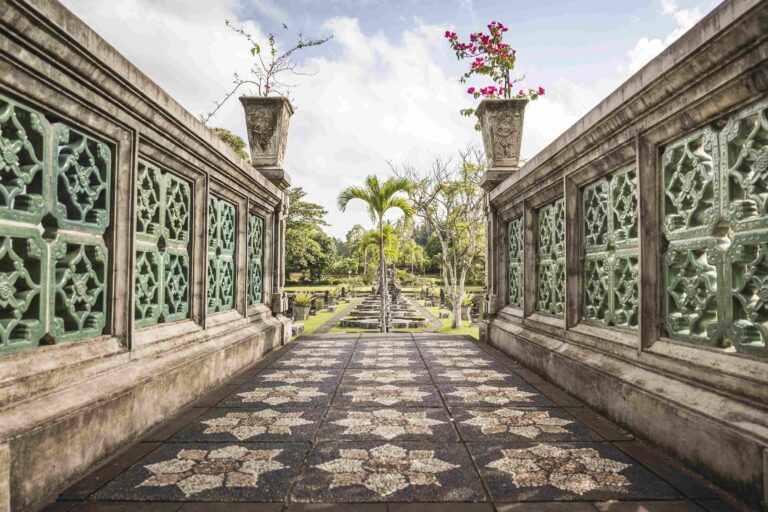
446,385 -> 536,405
138,446 -> 285,497
430,357 -> 492,367
292,348 -> 347,357
349,369 -> 421,383
419,340 -> 473,348
462,409 -> 572,438
344,385 -> 431,406
259,369 -> 336,384
315,444 -> 458,497
236,385 -> 327,405
441,369 -> 511,382
359,348 -> 413,357
201,410 -> 312,440
425,348 -> 479,356
486,444 -> 631,495
356,357 -> 416,367
332,409 -> 444,440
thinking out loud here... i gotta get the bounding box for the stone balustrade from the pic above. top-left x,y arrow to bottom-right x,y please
0,1 -> 291,510
481,0 -> 768,506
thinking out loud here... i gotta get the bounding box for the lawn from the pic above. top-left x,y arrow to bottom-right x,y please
295,307 -> 340,337
423,302 -> 479,340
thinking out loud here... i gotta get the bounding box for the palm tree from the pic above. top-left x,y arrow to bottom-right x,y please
338,176 -> 413,333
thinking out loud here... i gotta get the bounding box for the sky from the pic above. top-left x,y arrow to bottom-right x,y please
60,0 -> 720,238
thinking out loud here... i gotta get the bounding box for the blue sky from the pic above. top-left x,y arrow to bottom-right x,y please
61,0 -> 720,237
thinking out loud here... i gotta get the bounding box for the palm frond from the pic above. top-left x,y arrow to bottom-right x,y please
337,186 -> 371,211
386,196 -> 415,219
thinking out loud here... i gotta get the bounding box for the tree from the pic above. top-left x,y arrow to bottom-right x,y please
392,147 -> 486,328
338,176 -> 413,333
211,127 -> 249,161
285,187 -> 334,281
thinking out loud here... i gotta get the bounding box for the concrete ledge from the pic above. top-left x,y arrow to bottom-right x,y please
488,316 -> 767,506
1,317 -> 287,511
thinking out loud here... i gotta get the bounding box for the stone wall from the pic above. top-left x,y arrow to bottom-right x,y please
482,0 -> 768,506
0,1 -> 291,510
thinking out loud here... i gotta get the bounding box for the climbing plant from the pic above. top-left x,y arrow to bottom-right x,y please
507,218 -> 523,308
134,160 -> 191,327
582,166 -> 639,329
208,196 -> 237,313
536,199 -> 565,316
0,93 -> 110,353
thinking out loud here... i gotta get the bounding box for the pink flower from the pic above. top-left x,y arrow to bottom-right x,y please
538,86 -> 545,95
467,87 -> 475,94
518,89 -> 524,96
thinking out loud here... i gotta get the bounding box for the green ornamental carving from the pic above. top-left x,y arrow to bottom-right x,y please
133,161 -> 190,327
0,97 -> 47,223
207,196 -> 237,313
247,213 -> 264,306
537,199 -> 565,316
662,99 -> 768,355
507,218 -> 523,308
0,94 -> 111,353
582,166 -> 639,329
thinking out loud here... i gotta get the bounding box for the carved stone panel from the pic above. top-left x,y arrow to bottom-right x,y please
476,99 -> 528,169
240,96 -> 293,167
207,196 -> 237,313
536,199 -> 565,316
507,218 -> 523,308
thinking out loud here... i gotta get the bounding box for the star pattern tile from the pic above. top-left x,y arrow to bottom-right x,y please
340,385 -> 437,406
199,410 -> 313,440
273,357 -> 343,367
436,368 -> 516,383
347,369 -> 427,383
351,357 -> 421,367
424,348 -> 481,357
258,369 -> 338,384
293,348 -> 350,357
462,409 -> 572,438
235,385 -> 328,406
330,409 -> 445,440
443,384 -> 542,406
357,348 -> 414,357
429,357 -> 492,367
315,444 -> 458,497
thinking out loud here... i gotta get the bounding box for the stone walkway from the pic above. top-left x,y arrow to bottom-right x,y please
45,334 -> 745,511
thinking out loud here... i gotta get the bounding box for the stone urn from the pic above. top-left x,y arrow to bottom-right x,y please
240,96 -> 293,188
476,98 -> 528,190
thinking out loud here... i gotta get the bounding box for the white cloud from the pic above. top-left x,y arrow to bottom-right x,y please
58,0 -> 708,239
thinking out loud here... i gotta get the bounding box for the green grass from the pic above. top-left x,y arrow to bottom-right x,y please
421,301 -> 479,340
295,307 -> 340,337
286,285 -> 370,293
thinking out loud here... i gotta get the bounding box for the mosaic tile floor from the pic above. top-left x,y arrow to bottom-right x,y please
47,334 -> 744,512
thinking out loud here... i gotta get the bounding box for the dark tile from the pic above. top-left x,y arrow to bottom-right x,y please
93,443 -> 308,502
291,441 -> 485,502
439,382 -> 556,408
217,382 -> 335,409
693,500 -> 744,512
188,384 -> 241,408
512,367 -> 548,384
317,406 -> 458,442
495,504 -> 596,512
430,366 -> 525,385
612,441 -> 720,500
333,385 -> 442,408
39,501 -> 80,511
171,406 -> 323,443
179,503 -> 284,511
468,442 -> 679,502
531,383 -> 583,407
342,368 -> 433,385
286,504 -> 387,511
389,503 -> 494,511
594,501 -> 702,511
143,408 -> 210,442
59,442 -> 161,499
564,407 -> 633,442
72,503 -> 182,511
453,407 -> 601,442
253,368 -> 343,386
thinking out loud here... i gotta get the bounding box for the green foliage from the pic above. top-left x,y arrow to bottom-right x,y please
286,187 -> 335,282
293,291 -> 314,306
211,127 -> 249,161
287,188 -> 329,229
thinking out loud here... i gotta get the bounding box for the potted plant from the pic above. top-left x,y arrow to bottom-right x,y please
292,292 -> 313,321
461,293 -> 474,321
445,22 -> 544,189
200,22 -> 331,187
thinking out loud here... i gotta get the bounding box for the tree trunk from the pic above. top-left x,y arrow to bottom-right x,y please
379,219 -> 387,333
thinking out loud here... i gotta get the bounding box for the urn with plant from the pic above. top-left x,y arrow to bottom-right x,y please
445,22 -> 544,175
